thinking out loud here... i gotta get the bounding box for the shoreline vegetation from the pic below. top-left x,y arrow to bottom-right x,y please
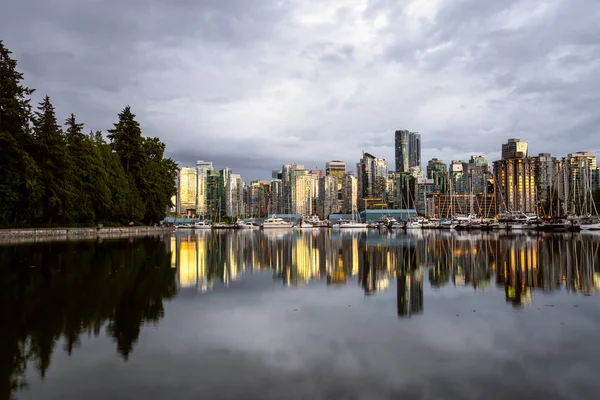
0,41 -> 177,229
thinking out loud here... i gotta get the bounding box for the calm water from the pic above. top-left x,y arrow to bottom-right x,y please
2,230 -> 600,400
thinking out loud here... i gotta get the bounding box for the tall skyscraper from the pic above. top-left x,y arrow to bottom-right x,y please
206,170 -> 224,219
196,160 -> 213,216
493,139 -> 536,213
281,164 -> 305,213
225,173 -> 245,218
357,152 -> 388,209
409,133 -> 421,170
395,130 -> 421,173
177,167 -> 197,215
341,173 -> 358,213
318,175 -> 338,218
291,172 -> 312,216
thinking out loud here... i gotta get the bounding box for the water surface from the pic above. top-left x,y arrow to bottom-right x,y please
2,230 -> 600,399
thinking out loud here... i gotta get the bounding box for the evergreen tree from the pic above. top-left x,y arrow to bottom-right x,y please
0,42 -> 178,227
107,106 -> 144,175
65,115 -> 113,223
32,96 -> 75,224
0,40 -> 42,226
140,137 -> 178,224
95,132 -> 143,223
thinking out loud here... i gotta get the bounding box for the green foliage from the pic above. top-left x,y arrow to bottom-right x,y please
0,40 -> 42,226
32,96 -> 76,225
0,42 -> 177,227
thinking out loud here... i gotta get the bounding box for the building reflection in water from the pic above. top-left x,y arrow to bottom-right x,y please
170,230 -> 600,311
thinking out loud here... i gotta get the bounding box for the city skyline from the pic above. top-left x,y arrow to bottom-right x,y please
3,0 -> 600,182
174,131 -> 599,220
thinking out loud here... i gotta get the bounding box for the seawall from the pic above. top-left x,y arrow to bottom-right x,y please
0,226 -> 175,243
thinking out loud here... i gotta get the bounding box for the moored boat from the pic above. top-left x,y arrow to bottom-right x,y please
262,215 -> 294,229
193,220 -> 212,229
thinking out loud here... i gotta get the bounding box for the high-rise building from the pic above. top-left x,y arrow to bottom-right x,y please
206,171 -> 224,219
449,160 -> 465,194
341,173 -> 358,213
224,173 -> 245,217
270,179 -> 282,215
533,153 -> 561,215
281,164 -> 305,213
325,161 -> 346,192
563,151 -> 598,215
196,160 -> 213,216
462,156 -> 490,195
357,152 -> 388,209
220,168 -> 231,214
395,130 -> 421,173
409,133 -> 421,170
415,177 -> 435,215
501,138 -> 528,159
426,158 -> 447,193
493,139 -> 536,213
318,175 -> 338,218
247,180 -> 265,217
177,167 -> 197,215
291,172 -> 312,216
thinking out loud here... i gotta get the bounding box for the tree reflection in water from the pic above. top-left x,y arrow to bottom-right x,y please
0,237 -> 176,399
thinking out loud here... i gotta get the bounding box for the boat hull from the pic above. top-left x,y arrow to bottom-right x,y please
262,224 -> 293,229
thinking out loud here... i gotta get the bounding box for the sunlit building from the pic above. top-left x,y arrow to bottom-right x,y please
280,164 -> 305,214
493,139 -> 536,213
291,172 -> 312,216
177,167 -> 197,215
357,152 -> 388,209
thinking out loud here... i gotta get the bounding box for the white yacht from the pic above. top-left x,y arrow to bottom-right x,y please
262,215 -> 293,229
579,217 -> 600,231
192,220 -> 212,229
237,220 -> 259,229
176,223 -> 193,229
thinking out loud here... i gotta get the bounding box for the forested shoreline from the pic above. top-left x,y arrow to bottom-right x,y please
0,41 -> 177,228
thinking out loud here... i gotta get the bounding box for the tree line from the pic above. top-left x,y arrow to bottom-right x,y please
0,41 -> 177,227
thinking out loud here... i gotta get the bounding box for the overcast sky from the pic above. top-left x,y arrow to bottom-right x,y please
2,0 -> 600,181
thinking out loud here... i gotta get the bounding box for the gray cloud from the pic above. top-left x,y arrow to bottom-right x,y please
2,0 -> 599,180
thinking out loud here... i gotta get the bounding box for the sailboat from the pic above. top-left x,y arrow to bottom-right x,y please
577,167 -> 600,230
339,205 -> 367,229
